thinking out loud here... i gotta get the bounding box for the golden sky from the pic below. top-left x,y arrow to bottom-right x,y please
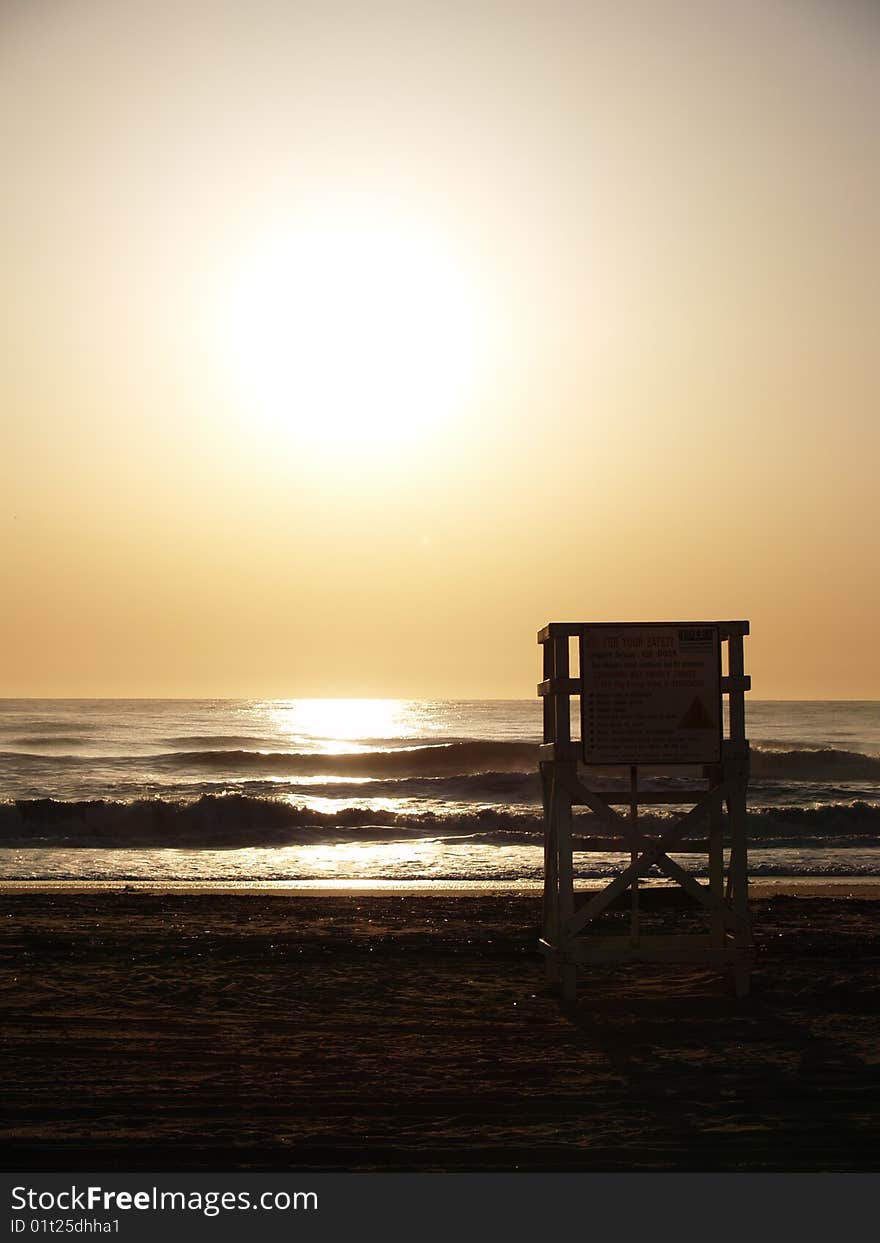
2,0 -> 878,698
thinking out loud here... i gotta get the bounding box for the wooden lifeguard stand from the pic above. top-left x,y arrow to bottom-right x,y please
538,621 -> 752,999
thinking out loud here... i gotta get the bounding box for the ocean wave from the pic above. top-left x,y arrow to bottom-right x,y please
1,720 -> 97,736
745,801 -> 880,839
0,740 -> 541,777
0,751 -> 97,769
6,737 -> 90,748
158,741 -> 540,776
4,739 -> 879,784
750,748 -> 880,781
3,794 -> 880,851
357,772 -> 540,800
160,735 -> 284,750
0,795 -> 541,848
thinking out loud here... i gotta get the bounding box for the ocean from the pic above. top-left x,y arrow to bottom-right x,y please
1,698 -> 879,885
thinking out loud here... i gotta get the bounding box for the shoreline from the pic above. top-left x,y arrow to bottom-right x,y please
2,876 -> 879,898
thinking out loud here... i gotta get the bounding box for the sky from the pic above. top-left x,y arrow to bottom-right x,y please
1,0 -> 878,699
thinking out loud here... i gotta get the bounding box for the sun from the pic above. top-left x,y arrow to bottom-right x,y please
217,208 -> 490,455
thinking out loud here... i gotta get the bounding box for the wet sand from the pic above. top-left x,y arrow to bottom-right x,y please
2,889 -> 879,1171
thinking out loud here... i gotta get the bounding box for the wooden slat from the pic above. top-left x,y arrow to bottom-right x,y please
722,739 -> 749,759
571,785 -> 720,835
540,766 -> 558,946
591,789 -> 710,805
728,632 -> 747,743
629,763 -> 640,942
554,757 -> 577,1000
720,674 -> 751,692
538,741 -> 580,762
726,630 -> 752,997
537,677 -> 581,697
540,620 -> 748,642
543,619 -> 747,633
552,635 -> 571,745
542,636 -> 554,744
537,622 -> 585,643
572,838 -> 708,853
709,802 -> 724,946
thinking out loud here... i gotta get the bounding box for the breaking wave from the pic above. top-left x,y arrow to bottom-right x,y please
750,748 -> 880,781
4,741 -> 880,782
0,740 -> 540,777
3,793 -> 880,851
153,741 -> 540,776
7,737 -> 90,748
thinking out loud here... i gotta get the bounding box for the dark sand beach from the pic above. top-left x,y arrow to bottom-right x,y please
2,888 -> 879,1171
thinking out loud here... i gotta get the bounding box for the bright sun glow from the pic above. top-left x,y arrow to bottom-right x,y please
267,698 -> 416,751
219,208 -> 491,455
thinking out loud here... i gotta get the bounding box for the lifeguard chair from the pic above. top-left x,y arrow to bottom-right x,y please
538,621 -> 753,999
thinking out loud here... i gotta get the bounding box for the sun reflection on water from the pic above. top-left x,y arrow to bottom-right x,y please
261,699 -> 430,753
